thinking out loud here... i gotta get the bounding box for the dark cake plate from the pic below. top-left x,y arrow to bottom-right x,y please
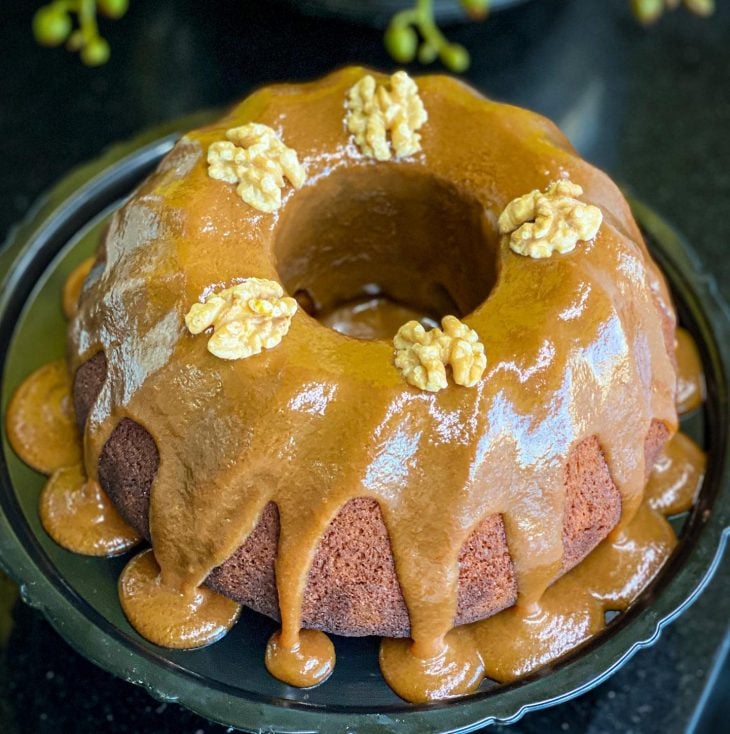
0,117 -> 728,734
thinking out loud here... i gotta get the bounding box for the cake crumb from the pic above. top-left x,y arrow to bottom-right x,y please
185,278 -> 297,360
207,123 -> 306,213
346,71 -> 427,160
498,179 -> 603,258
394,315 -> 486,392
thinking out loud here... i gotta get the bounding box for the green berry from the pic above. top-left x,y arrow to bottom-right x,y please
32,6 -> 72,47
81,36 -> 110,66
684,0 -> 714,17
439,43 -> 470,72
97,0 -> 129,19
460,0 -> 490,20
384,23 -> 418,64
630,0 -> 664,24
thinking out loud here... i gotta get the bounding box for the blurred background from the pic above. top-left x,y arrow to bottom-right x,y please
1,0 -> 729,732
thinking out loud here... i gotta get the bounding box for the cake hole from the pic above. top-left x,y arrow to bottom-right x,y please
274,165 -> 499,340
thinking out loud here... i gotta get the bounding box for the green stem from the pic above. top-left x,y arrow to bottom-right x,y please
391,7 -> 421,28
78,0 -> 99,43
415,0 -> 449,51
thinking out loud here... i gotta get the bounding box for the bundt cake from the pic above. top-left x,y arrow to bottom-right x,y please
7,67 -> 705,703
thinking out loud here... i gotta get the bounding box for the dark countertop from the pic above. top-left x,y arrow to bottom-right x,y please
0,0 -> 728,732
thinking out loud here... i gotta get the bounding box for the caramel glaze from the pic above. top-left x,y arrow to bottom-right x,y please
66,68 -> 683,698
645,431 -> 705,516
382,433 -> 704,698
40,464 -> 140,556
118,549 -> 240,649
62,257 -> 95,320
319,296 -> 437,340
6,360 -> 81,475
5,280 -> 140,558
675,327 -> 706,415
469,502 -> 678,687
6,363 -> 140,556
265,628 -> 335,687
380,627 -> 485,701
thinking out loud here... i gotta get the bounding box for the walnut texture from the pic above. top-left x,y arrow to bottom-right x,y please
498,180 -> 603,259
207,123 -> 306,213
346,71 -> 428,161
185,278 -> 297,360
394,315 -> 486,393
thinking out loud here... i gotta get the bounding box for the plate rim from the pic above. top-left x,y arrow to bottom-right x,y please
1,120 -> 729,734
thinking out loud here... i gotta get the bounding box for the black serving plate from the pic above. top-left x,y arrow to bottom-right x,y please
0,118 -> 728,734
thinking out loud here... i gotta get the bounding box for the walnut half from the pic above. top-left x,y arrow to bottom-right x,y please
498,180 -> 603,259
345,71 -> 428,161
394,315 -> 486,393
185,278 -> 297,360
207,123 -> 306,213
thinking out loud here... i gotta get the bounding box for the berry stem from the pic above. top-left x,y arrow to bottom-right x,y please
414,0 -> 450,52
78,0 -> 98,44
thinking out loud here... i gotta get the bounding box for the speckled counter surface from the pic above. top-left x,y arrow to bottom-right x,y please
0,0 -> 728,732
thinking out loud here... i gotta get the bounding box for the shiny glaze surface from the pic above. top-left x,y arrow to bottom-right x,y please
471,500 -> 680,685
5,360 -> 81,474
5,358 -> 141,557
380,628 -> 485,703
66,68 -> 679,699
411,427 -> 704,693
319,296 -> 437,340
118,549 -> 241,649
265,628 -> 336,688
675,326 -> 706,415
62,257 -> 95,320
39,464 -> 140,556
645,431 -> 705,516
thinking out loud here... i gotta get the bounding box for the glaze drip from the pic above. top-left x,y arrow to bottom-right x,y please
40,465 -> 140,556
675,327 -> 705,415
380,628 -> 485,702
62,257 -> 95,320
265,628 -> 335,688
118,549 -> 240,649
6,360 -> 81,474
471,503 -> 678,684
645,431 -> 705,516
